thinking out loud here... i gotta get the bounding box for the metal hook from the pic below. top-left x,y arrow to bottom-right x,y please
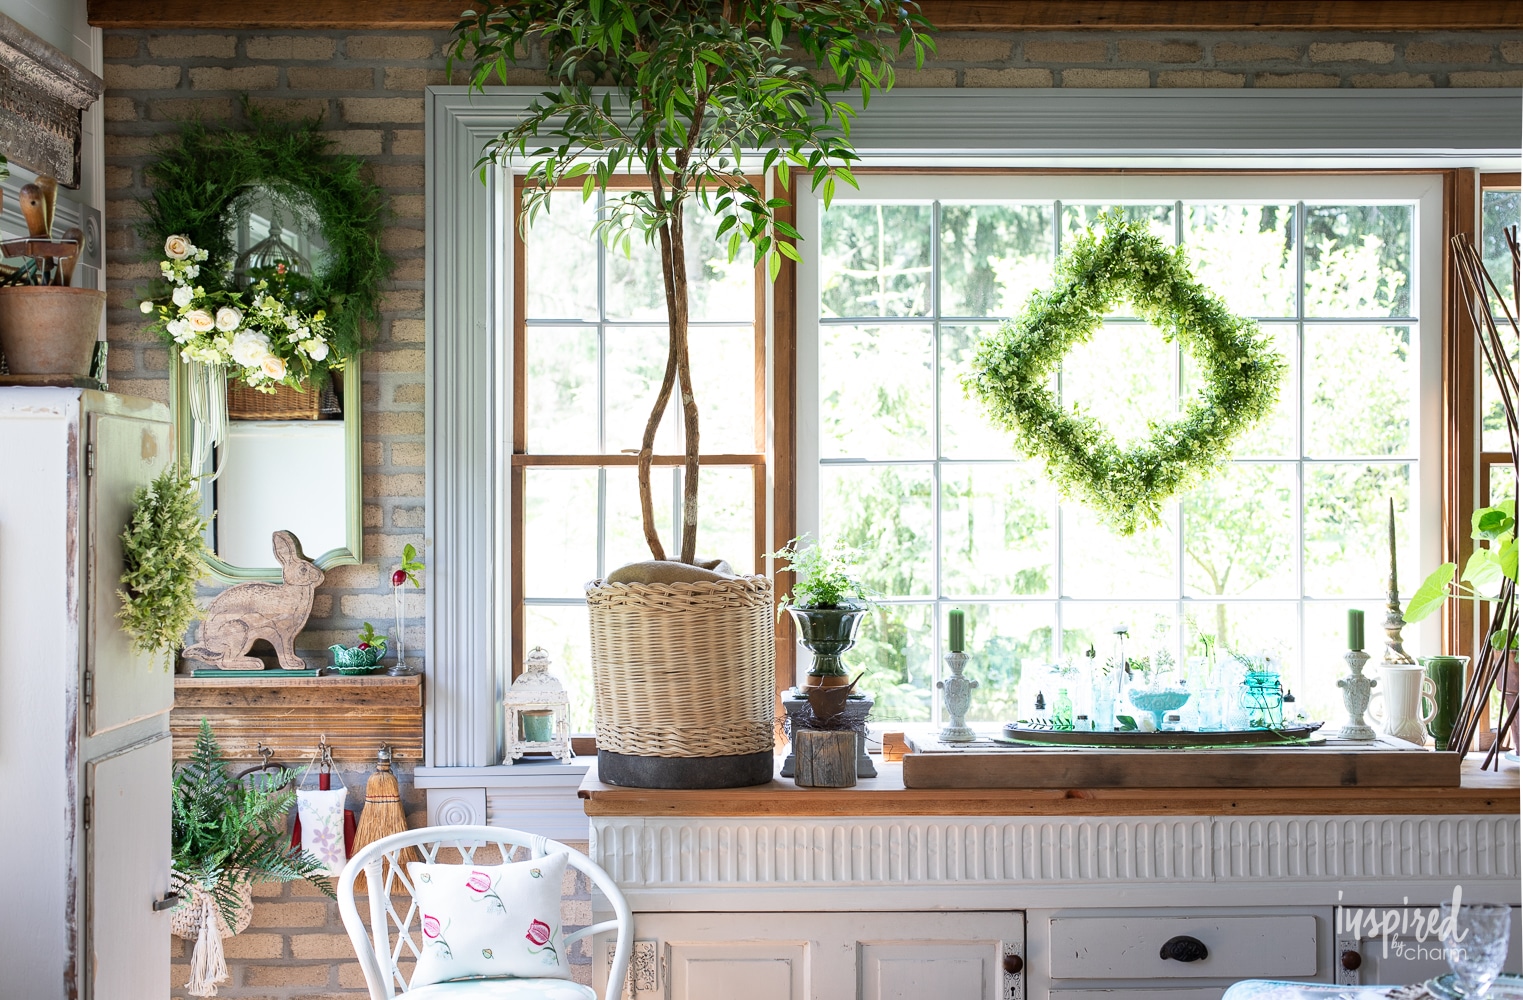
318,735 -> 335,772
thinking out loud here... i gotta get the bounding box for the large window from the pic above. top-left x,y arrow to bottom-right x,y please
514,182 -> 768,731
797,174 -> 1444,726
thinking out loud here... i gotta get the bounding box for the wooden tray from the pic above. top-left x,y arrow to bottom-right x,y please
999,722 -> 1324,747
903,734 -> 1462,788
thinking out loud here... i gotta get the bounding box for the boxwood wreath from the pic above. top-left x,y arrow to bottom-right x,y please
138,111 -> 391,385
118,467 -> 207,669
964,214 -> 1285,535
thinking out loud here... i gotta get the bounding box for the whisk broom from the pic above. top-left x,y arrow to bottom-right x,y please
350,744 -> 419,893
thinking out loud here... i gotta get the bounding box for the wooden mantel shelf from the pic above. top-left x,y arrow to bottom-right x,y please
578,758 -> 1519,818
172,672 -> 423,764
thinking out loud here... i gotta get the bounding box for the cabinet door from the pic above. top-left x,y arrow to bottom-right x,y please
1337,905 -> 1522,985
87,734 -> 172,1000
87,413 -> 172,735
668,940 -> 809,1000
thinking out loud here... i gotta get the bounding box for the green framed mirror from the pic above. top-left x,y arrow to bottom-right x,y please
139,115 -> 389,583
169,355 -> 363,583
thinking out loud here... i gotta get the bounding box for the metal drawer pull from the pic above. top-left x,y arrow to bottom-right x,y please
152,893 -> 182,912
1159,935 -> 1209,962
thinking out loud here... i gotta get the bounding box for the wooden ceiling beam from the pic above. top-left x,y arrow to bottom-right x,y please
86,0 -> 1523,32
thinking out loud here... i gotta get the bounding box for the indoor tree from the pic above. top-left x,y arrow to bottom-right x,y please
452,0 -> 934,565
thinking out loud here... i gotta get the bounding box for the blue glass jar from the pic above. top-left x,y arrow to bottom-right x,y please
1241,669 -> 1284,729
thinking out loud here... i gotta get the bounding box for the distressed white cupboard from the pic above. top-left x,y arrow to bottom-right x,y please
0,389 -> 176,1000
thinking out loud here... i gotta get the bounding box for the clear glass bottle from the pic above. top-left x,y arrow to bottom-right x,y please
1053,688 -> 1074,730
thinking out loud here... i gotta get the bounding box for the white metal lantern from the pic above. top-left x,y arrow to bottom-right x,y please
504,646 -> 573,764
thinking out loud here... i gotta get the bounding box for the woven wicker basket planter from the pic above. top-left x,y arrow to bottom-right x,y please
587,575 -> 776,788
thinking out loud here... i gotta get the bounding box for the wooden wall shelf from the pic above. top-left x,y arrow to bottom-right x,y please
172,673 -> 423,764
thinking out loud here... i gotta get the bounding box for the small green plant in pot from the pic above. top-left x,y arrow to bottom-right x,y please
774,535 -> 874,688
329,622 -> 387,673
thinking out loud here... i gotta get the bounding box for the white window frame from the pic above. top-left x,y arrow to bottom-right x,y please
795,171 -> 1446,722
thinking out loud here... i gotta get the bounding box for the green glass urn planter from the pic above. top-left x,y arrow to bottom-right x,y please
789,602 -> 868,687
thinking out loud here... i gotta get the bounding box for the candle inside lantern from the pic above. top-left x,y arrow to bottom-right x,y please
1348,608 -> 1365,651
948,608 -> 965,653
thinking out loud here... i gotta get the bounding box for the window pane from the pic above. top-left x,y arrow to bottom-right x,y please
942,325 -> 1014,459
523,193 -> 598,320
604,199 -> 754,322
1183,602 -> 1297,669
820,325 -> 933,459
524,468 -> 598,596
523,603 -> 594,733
606,466 -> 675,574
843,603 -> 933,723
1182,462 -> 1296,599
1303,463 -> 1413,598
1062,324 -> 1178,447
688,326 -> 757,453
1491,462 -> 1517,507
1182,324 -> 1296,458
604,326 -> 679,455
1183,204 -> 1296,318
1060,604 -> 1178,671
1481,189 -> 1519,316
820,203 -> 932,318
696,465 -> 757,574
1304,326 -> 1414,457
1303,204 -> 1413,317
822,464 -> 934,598
1482,335 -> 1519,454
1060,205 -> 1174,318
1062,503 -> 1177,599
525,326 -> 598,453
959,602 -> 1056,723
941,462 -> 1054,597
939,203 -> 1053,318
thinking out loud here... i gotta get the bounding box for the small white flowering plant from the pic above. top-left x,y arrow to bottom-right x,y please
141,234 -> 343,392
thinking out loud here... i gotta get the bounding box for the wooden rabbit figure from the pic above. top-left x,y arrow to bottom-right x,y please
183,530 -> 325,671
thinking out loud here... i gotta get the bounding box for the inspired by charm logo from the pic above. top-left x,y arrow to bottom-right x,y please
1338,886 -> 1471,961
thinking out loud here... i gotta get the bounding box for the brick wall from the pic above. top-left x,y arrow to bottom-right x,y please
100,22 -> 1513,1000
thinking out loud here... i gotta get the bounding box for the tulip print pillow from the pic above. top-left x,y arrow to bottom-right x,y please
406,852 -> 571,987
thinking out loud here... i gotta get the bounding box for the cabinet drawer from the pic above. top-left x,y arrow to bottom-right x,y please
1050,915 -> 1317,980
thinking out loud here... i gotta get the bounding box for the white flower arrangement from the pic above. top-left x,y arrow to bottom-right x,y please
141,235 -> 342,392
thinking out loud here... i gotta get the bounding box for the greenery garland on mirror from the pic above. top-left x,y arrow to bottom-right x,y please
964,213 -> 1286,536
118,466 -> 206,668
138,109 -> 392,367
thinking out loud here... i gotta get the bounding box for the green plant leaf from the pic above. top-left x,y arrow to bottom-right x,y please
1472,505 -> 1515,540
1404,562 -> 1457,622
1460,548 -> 1503,589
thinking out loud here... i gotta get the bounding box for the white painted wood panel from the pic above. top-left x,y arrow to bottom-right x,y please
1338,906 -> 1522,985
1051,990 -> 1225,1000
860,941 -> 999,1000
1049,915 -> 1317,980
86,411 -> 171,735
667,941 -> 808,1000
87,734 -> 172,1000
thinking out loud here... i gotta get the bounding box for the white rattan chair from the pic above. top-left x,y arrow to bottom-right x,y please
337,825 -> 631,1000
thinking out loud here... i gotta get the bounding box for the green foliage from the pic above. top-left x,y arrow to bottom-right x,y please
118,467 -> 206,668
395,542 -> 424,588
356,622 -> 387,651
172,720 -> 333,928
138,109 -> 392,364
1406,500 -> 1517,638
453,0 -> 933,276
772,534 -> 873,609
964,213 -> 1286,535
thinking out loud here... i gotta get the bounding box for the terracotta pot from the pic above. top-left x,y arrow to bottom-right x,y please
0,286 -> 105,377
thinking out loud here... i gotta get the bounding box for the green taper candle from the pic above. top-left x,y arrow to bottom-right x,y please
948,608 -> 965,653
1347,608 -> 1365,650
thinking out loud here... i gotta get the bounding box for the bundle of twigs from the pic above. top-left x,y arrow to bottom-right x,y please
1447,226 -> 1519,767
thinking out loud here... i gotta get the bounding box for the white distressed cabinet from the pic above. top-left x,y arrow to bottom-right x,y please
0,389 -> 176,1000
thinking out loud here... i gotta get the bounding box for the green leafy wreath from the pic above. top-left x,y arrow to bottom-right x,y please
138,109 -> 392,364
118,467 -> 206,669
964,214 -> 1286,535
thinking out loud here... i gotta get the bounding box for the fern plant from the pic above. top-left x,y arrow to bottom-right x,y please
119,467 -> 206,669
771,534 -> 874,610
172,720 -> 333,928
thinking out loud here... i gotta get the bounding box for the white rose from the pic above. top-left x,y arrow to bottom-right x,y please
301,338 -> 330,361
186,309 -> 216,333
229,330 -> 273,368
139,300 -> 153,314
171,285 -> 194,308
164,235 -> 192,260
260,355 -> 287,380
215,306 -> 242,332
